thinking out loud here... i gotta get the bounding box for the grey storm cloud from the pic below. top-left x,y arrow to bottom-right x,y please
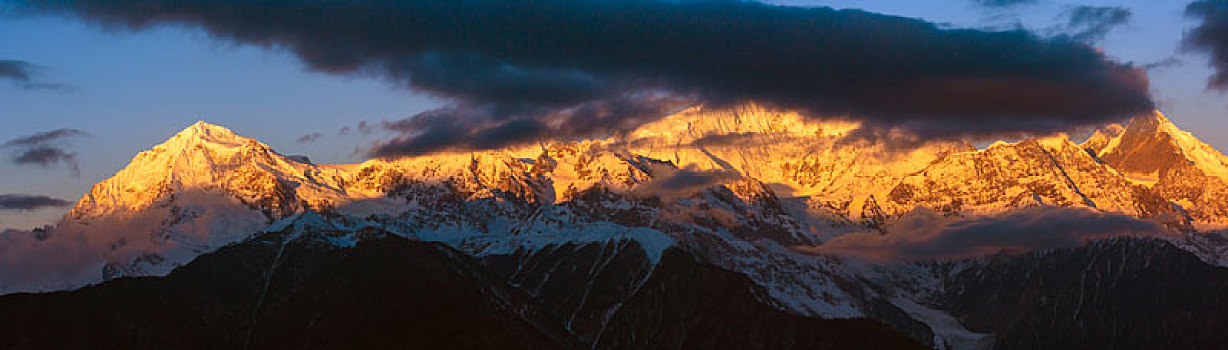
0,194 -> 73,211
799,207 -> 1172,263
2,128 -> 89,173
12,0 -> 1154,156
1185,0 -> 1228,89
1060,5 -> 1131,43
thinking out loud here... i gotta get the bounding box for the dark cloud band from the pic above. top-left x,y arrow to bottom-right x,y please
0,194 -> 73,211
14,0 -> 1154,156
2,128 -> 88,148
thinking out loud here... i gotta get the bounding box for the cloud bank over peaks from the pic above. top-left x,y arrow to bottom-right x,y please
15,0 -> 1154,156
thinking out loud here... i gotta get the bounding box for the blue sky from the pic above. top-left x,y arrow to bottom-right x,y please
1,0 -> 1225,229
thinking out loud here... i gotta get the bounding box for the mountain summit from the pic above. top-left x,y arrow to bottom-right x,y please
70,121 -> 358,218
49,121 -> 352,282
1099,112 -> 1228,180
1095,112 -> 1228,227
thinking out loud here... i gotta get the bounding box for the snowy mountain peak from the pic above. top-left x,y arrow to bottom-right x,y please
1143,110 -> 1173,126
1081,123 -> 1124,156
40,121 -> 364,285
68,121 -> 308,220
184,120 -> 229,135
1099,111 -> 1228,183
158,120 -> 267,153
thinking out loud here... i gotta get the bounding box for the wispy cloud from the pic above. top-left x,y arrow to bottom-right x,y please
339,121 -> 376,136
1059,5 -> 1132,43
2,128 -> 90,175
1143,57 -> 1183,71
972,0 -> 1038,8
0,60 -> 35,82
0,194 -> 73,211
634,164 -> 743,202
2,128 -> 89,148
13,146 -> 77,167
295,132 -> 322,144
797,207 -> 1172,263
0,59 -> 76,92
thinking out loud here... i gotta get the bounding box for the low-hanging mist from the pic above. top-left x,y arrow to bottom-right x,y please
798,207 -> 1176,263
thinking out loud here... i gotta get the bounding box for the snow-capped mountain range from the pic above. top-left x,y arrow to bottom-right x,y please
4,105 -> 1228,349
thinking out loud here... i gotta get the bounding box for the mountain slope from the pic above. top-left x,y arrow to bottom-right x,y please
45,121 -> 356,285
0,224 -> 579,349
928,238 -> 1228,349
0,219 -> 919,349
595,249 -> 924,349
882,135 -> 1192,231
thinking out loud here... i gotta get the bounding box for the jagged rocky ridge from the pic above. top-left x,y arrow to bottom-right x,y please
3,105 -> 1228,349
